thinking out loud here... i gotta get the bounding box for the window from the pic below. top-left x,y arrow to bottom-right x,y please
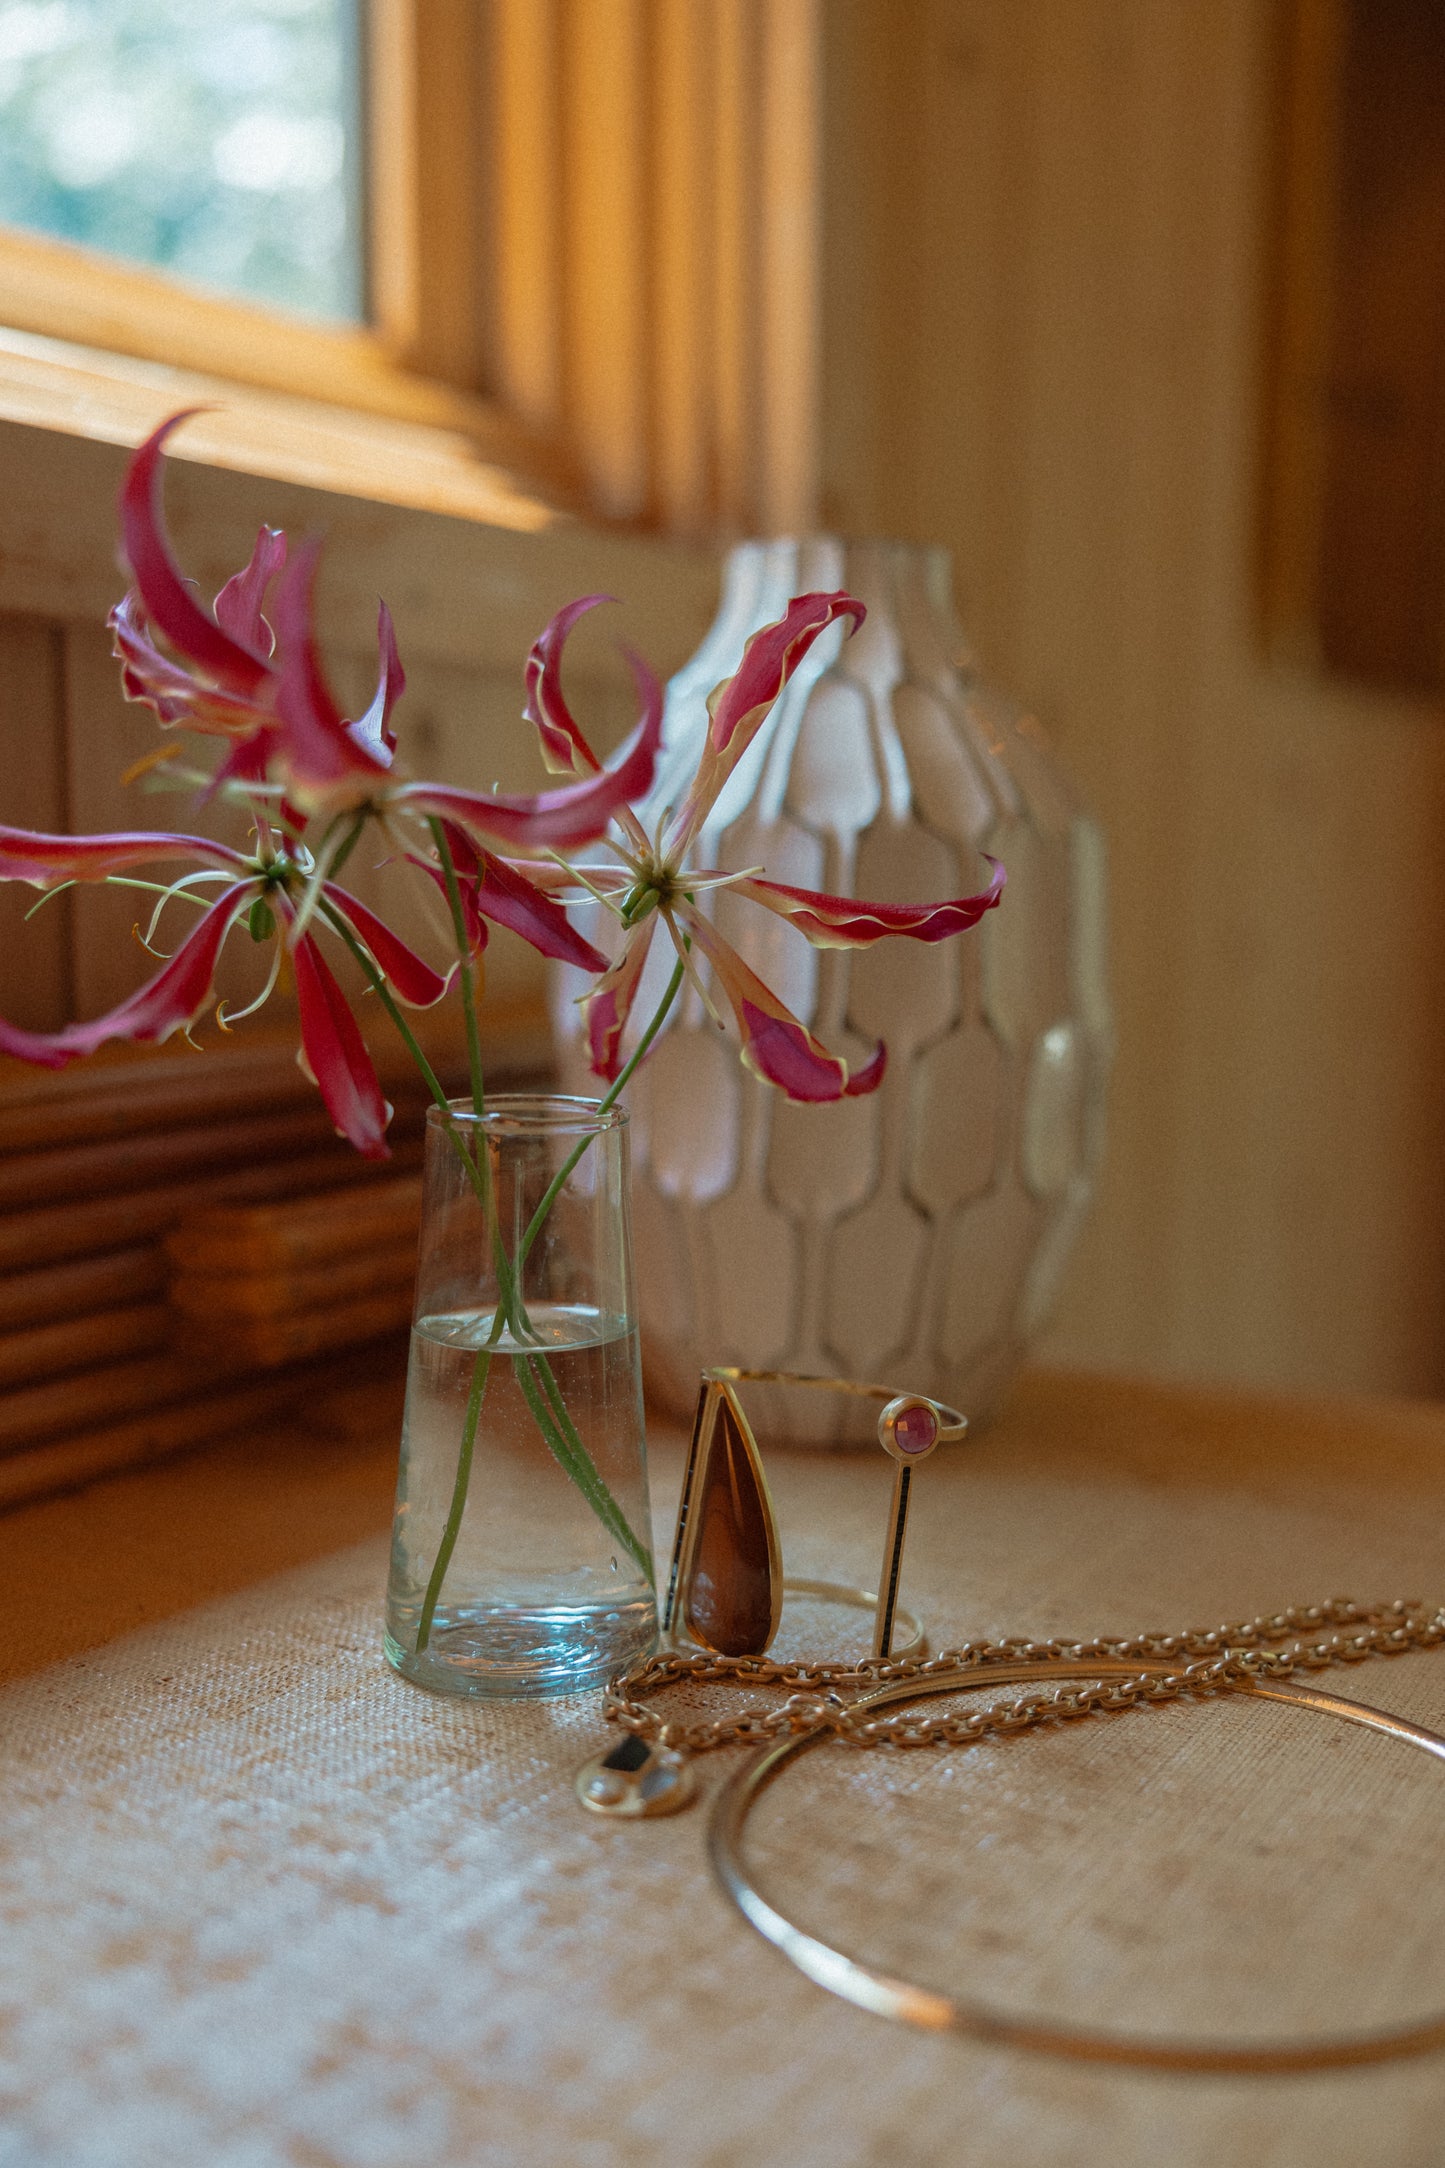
0,0 -> 365,324
0,0 -> 818,535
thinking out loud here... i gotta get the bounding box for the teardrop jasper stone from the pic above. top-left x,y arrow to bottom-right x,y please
683,1394 -> 780,1656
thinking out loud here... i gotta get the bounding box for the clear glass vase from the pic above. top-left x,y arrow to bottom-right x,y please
385,1094 -> 656,1699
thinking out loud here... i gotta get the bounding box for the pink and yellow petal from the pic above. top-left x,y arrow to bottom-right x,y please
272,540 -> 392,804
493,858 -> 628,899
523,596 -> 608,776
673,591 -> 865,847
119,414 -> 271,694
289,927 -> 393,1160
0,825 -> 250,889
734,856 -> 1005,948
213,526 -> 287,653
110,594 -> 269,737
473,853 -> 610,972
682,910 -> 885,1103
322,884 -> 451,1007
346,602 -> 405,764
583,917 -> 656,1081
0,889 -> 249,1068
403,650 -> 663,849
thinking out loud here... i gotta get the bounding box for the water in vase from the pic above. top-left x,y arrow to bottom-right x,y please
385,1302 -> 656,1697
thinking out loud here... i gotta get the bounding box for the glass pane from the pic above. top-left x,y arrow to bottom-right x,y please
0,0 -> 363,322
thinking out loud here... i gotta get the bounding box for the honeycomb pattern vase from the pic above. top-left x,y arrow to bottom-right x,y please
552,538 -> 1112,1445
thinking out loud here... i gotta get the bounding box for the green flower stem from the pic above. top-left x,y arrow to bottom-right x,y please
513,955 -> 685,1280
427,818 -> 486,1124
482,953 -> 688,1593
415,1340 -> 495,1653
319,812 -> 368,889
514,1352 -> 654,1577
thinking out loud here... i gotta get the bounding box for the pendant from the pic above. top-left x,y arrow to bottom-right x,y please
666,1377 -> 783,1657
575,1732 -> 696,1818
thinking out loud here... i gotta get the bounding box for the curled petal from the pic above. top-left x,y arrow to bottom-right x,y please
323,884 -> 450,1007
0,889 -> 248,1069
288,925 -> 393,1160
347,602 -> 405,764
110,593 -> 269,738
213,526 -> 287,653
523,595 -> 608,776
682,910 -> 885,1103
673,592 -> 865,850
736,856 -> 1005,948
582,917 -> 656,1081
707,593 -> 866,755
402,646 -> 663,849
0,824 -> 250,889
273,540 -> 392,805
407,830 -> 608,970
474,852 -> 609,970
119,413 -> 271,694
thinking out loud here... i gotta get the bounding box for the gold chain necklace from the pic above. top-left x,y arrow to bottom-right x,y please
603,1595 -> 1445,1761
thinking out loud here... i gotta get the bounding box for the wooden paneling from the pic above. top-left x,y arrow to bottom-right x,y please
820,0 -> 1445,1397
0,613 -> 67,1032
472,0 -> 822,535
6,0 -> 1440,1410
490,0 -> 565,432
368,0 -> 492,394
562,0 -> 653,519
1265,0 -> 1445,693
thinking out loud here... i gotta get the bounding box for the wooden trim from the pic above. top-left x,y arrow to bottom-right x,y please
0,1 -> 833,541
368,0 -> 492,392
0,224 -> 503,440
0,325 -> 568,537
490,0 -> 566,432
562,0 -> 654,521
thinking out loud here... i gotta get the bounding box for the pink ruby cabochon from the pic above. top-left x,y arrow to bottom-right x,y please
893,1403 -> 940,1455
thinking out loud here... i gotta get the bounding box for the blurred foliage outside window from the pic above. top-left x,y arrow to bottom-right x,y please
0,0 -> 363,323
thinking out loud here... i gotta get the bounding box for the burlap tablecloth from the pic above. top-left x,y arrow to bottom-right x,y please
1,1368 -> 1443,2166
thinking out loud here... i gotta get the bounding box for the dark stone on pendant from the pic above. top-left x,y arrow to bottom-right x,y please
601,1733 -> 651,1773
684,1392 -> 779,1657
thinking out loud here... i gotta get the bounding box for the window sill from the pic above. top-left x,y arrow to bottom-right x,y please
0,327 -> 717,677
0,323 -> 563,531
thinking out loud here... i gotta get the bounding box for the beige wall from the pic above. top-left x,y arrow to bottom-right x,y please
821,0 -> 1445,1397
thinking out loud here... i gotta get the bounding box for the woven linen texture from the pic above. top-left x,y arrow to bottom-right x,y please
1,1372 -> 1444,2165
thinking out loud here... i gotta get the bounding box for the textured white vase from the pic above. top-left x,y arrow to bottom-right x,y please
552,537 -> 1111,1444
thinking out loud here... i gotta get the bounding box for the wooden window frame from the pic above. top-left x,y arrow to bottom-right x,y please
0,0 -> 829,540
0,1 -> 586,517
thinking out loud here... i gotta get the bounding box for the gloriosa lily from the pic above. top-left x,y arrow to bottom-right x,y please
0,413 -> 660,1157
0,822 -> 463,1158
522,592 -> 1006,1101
